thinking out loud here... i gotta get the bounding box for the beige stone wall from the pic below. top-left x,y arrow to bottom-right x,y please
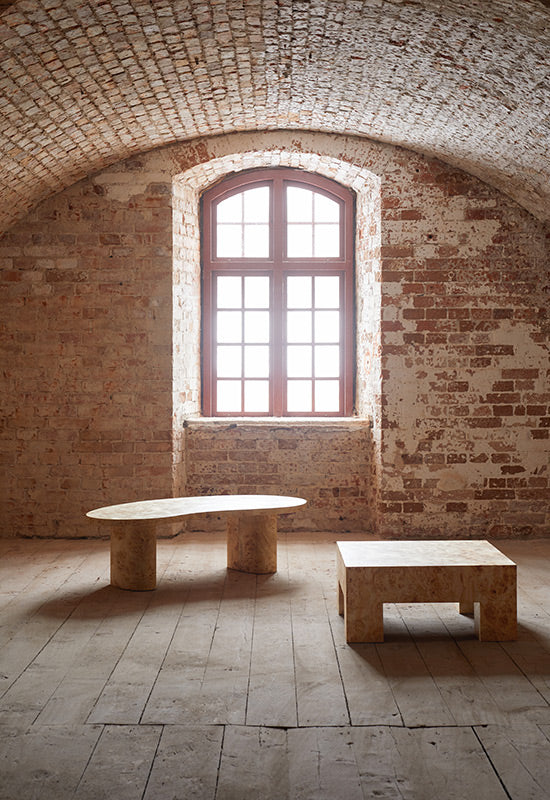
1,130 -> 548,538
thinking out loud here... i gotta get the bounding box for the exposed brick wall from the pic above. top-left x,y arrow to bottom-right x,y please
1,165 -> 175,536
1,130 -> 548,538
184,421 -> 375,532
379,164 -> 550,537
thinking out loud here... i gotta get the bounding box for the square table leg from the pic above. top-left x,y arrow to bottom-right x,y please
337,569 -> 384,643
475,590 -> 517,641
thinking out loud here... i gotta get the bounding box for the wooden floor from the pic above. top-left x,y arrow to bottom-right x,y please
2,533 -> 550,799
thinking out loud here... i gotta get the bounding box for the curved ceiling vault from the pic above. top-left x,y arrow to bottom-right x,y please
0,0 -> 549,234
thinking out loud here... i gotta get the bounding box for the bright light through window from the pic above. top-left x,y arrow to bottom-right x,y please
202,169 -> 354,416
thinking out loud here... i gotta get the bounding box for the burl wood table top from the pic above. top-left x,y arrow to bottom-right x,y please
337,540 -> 515,568
87,494 -> 307,522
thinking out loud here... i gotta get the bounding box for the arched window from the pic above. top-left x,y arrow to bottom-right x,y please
201,168 -> 355,416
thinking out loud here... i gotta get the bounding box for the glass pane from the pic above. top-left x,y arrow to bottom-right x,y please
313,224 -> 340,258
244,381 -> 269,413
217,275 -> 242,308
314,193 -> 340,223
287,345 -> 312,378
287,276 -> 312,309
217,380 -> 241,412
287,311 -> 312,343
217,193 -> 242,223
314,380 -> 340,412
287,186 -> 313,222
217,224 -> 242,257
244,276 -> 270,308
217,311 -> 242,343
287,380 -> 312,413
217,345 -> 242,378
244,311 -> 270,343
244,346 -> 269,378
315,345 -> 340,378
244,224 -> 269,258
287,224 -> 313,258
314,310 -> 339,343
314,276 -> 340,309
243,186 -> 270,223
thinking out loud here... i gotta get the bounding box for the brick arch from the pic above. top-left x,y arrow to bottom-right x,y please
1,0 -> 550,236
170,146 -> 382,506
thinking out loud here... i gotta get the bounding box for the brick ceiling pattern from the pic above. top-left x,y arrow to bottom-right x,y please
1,0 -> 549,234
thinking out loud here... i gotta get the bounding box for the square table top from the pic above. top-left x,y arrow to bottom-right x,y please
336,540 -> 516,569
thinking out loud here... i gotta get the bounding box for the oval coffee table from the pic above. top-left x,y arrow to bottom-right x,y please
87,494 -> 306,591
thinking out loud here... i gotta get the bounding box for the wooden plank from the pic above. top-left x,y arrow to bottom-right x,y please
329,597 -> 401,725
476,722 -> 550,800
141,570 -> 227,724
143,558 -> 255,725
287,539 -> 349,726
287,727 -> 364,800
351,725 -> 509,799
502,638 -> 550,709
0,724 -> 102,800
399,603 -> 506,725
245,541 -> 298,727
0,543 -> 110,697
0,553 -> 117,728
3,539 -> 179,727
73,725 -> 162,800
35,588 -> 154,726
86,584 -> 182,724
175,567 -> 255,725
370,603 -> 455,727
143,725 -> 223,800
80,538 -> 185,725
216,725 -> 289,800
457,639 -> 549,717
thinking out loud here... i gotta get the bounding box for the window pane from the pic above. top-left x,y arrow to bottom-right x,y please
217,380 -> 241,412
314,193 -> 340,223
217,224 -> 242,257
243,186 -> 270,223
287,224 -> 313,258
313,224 -> 340,258
244,311 -> 270,343
217,193 -> 242,223
245,276 -> 270,308
287,345 -> 312,378
217,275 -> 242,308
315,380 -> 340,412
244,381 -> 269,413
287,311 -> 312,343
217,311 -> 242,343
287,380 -> 312,412
244,346 -> 269,378
217,345 -> 242,378
315,345 -> 340,377
287,186 -> 313,222
287,276 -> 312,308
244,224 -> 269,258
314,276 -> 340,309
314,310 -> 339,343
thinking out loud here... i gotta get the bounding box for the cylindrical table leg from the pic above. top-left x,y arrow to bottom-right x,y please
110,520 -> 157,590
227,513 -> 277,574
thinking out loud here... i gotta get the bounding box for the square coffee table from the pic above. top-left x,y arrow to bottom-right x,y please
336,540 -> 517,643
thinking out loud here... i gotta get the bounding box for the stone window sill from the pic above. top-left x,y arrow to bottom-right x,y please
184,416 -> 372,429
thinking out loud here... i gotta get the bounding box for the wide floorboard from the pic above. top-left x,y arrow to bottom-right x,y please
2,533 -> 550,798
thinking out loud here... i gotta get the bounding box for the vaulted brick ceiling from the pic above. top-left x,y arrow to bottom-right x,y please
1,0 -> 549,234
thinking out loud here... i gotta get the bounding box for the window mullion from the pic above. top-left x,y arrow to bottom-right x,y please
272,175 -> 284,416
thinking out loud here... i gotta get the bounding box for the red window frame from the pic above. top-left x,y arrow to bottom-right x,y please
201,167 -> 355,416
